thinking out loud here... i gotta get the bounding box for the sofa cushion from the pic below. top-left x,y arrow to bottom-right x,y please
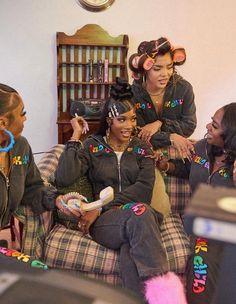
43,213 -> 190,278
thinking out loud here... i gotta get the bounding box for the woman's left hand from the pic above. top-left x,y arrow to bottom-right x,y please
55,195 -> 85,218
138,121 -> 162,142
77,209 -> 100,235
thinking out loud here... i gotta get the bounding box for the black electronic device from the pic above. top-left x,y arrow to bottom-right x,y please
70,99 -> 105,120
185,184 -> 236,304
0,267 -> 141,304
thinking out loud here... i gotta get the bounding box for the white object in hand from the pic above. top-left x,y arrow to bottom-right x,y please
60,186 -> 114,212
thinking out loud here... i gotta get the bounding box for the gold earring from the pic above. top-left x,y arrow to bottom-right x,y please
106,127 -> 110,141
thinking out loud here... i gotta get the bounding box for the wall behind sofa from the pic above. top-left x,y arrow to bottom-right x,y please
0,0 -> 236,155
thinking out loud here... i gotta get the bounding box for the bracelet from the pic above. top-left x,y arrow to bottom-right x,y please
161,162 -> 170,176
170,139 -> 174,146
68,137 -> 83,145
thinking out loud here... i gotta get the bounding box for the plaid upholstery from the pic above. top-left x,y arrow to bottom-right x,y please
17,144 -> 190,285
37,144 -> 65,181
157,146 -> 191,215
44,213 -> 189,274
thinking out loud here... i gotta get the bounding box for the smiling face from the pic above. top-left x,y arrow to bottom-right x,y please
108,108 -> 136,144
145,52 -> 174,90
206,108 -> 225,147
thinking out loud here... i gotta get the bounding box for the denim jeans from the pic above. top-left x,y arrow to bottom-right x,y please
90,203 -> 168,296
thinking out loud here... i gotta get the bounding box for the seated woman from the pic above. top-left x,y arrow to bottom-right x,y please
0,83 -> 56,268
55,78 -> 187,304
157,102 -> 236,303
129,37 -> 196,157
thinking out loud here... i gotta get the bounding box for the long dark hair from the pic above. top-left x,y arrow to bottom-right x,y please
221,102 -> 236,165
96,78 -> 135,136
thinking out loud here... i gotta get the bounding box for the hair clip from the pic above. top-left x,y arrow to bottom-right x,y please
149,40 -> 169,58
108,104 -> 120,118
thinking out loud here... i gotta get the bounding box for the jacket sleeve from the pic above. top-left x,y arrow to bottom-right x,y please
20,144 -> 58,214
169,159 -> 191,179
104,153 -> 155,209
55,141 -> 90,188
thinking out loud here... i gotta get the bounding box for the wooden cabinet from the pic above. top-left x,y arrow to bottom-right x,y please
56,24 -> 129,143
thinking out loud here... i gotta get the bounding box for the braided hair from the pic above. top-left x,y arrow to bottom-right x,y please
97,78 -> 135,136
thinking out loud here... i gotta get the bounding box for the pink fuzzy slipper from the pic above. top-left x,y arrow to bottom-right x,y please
145,272 -> 187,304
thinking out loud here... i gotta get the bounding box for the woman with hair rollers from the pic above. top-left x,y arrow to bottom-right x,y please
55,78 -> 187,303
129,37 -> 196,158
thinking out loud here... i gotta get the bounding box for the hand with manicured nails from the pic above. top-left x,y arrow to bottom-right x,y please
138,121 -> 162,143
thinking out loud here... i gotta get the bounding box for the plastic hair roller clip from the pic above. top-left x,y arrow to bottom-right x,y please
59,186 -> 114,212
172,47 -> 186,65
143,56 -> 155,71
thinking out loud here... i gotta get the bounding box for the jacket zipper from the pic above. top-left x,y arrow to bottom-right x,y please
117,157 -> 122,192
0,170 -> 10,227
92,136 -> 129,193
0,152 -> 12,227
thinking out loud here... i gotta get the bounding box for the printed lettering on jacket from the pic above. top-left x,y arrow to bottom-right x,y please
12,154 -> 30,166
192,238 -> 209,294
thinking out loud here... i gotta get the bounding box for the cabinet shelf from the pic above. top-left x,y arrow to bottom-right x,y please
58,81 -> 116,85
57,24 -> 129,144
60,62 -> 126,67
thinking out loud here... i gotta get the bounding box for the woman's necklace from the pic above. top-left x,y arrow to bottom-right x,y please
0,152 -> 9,176
147,89 -> 165,97
107,138 -> 130,152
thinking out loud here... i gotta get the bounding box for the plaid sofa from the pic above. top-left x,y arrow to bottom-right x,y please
17,144 -> 191,285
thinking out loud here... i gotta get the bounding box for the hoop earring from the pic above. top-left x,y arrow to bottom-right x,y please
0,129 -> 15,152
106,127 -> 110,141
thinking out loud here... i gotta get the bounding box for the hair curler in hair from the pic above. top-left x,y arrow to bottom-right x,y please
172,47 -> 186,65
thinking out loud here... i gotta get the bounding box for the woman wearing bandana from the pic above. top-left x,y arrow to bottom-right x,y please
156,102 -> 236,303
129,37 -> 196,158
55,78 -> 187,304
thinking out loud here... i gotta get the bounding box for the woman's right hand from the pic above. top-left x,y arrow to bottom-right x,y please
170,133 -> 194,160
70,116 -> 89,137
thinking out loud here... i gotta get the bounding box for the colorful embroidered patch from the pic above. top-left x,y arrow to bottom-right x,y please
89,144 -> 111,154
218,168 -> 230,178
191,153 -> 209,169
164,99 -> 184,108
0,246 -> 48,270
120,202 -> 146,216
192,238 -> 208,294
12,154 -> 30,166
135,102 -> 153,110
127,146 -> 147,155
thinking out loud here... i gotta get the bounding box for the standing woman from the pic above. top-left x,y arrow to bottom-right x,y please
55,78 -> 187,304
0,84 -> 57,249
129,37 -> 196,156
156,102 -> 236,304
